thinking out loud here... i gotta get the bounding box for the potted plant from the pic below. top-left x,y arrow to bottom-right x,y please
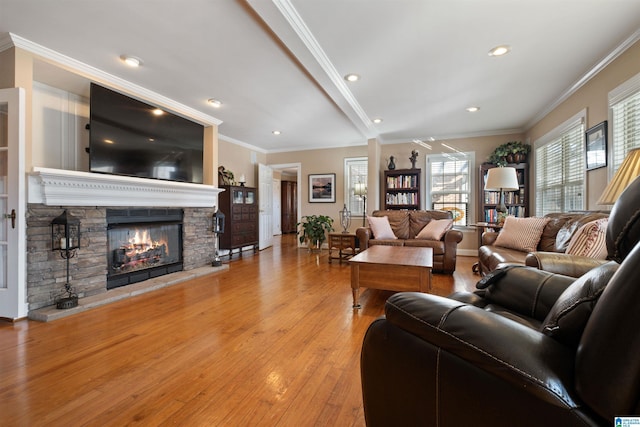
297,215 -> 334,252
489,141 -> 530,165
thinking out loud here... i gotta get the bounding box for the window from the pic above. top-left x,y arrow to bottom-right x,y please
344,157 -> 367,217
534,112 -> 585,216
427,152 -> 473,226
610,72 -> 640,172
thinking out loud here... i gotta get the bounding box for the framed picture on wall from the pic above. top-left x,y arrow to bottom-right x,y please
309,173 -> 336,203
585,121 -> 607,171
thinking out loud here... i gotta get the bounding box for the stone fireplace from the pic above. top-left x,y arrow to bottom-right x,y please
26,167 -> 223,311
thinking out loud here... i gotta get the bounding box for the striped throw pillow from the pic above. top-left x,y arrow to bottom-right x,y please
494,216 -> 550,253
565,218 -> 608,259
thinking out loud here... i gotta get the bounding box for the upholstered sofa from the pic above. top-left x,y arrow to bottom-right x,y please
355,210 -> 464,274
360,175 -> 640,426
478,212 -> 609,276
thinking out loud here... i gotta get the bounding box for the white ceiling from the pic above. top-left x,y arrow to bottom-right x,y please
1,0 -> 640,153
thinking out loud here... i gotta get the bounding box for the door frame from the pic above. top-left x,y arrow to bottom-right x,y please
268,163 -> 302,242
0,87 -> 27,320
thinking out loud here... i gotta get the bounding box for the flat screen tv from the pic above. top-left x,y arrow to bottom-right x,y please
89,83 -> 204,184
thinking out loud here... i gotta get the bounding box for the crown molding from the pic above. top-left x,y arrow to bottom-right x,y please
218,134 -> 268,153
526,28 -> 640,130
5,32 -> 222,127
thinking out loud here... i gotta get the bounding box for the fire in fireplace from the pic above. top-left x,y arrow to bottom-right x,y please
107,209 -> 183,289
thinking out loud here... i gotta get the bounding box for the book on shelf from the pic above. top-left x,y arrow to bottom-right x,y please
386,192 -> 418,206
386,174 -> 417,189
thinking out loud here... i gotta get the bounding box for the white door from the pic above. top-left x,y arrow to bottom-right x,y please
272,178 -> 281,236
0,88 -> 27,320
258,163 -> 274,250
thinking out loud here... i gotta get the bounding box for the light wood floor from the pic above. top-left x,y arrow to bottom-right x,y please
0,234 -> 478,426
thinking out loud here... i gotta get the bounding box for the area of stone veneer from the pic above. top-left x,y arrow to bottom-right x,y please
26,204 -> 216,311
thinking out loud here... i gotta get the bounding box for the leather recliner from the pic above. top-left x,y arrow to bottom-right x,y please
360,175 -> 640,426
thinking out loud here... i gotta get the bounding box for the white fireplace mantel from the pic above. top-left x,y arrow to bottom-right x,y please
28,167 -> 224,207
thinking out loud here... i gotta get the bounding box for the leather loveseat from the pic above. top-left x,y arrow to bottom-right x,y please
478,211 -> 608,276
360,175 -> 640,426
356,210 -> 463,274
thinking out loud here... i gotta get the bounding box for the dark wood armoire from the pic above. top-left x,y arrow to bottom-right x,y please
281,181 -> 297,233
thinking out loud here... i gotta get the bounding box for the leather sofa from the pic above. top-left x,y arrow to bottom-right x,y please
360,176 -> 640,426
356,210 -> 463,274
478,211 -> 608,276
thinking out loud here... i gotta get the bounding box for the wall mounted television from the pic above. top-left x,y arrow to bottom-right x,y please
89,83 -> 204,184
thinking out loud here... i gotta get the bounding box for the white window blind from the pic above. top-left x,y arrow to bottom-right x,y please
427,153 -> 472,226
610,80 -> 640,172
344,157 -> 367,216
535,120 -> 585,216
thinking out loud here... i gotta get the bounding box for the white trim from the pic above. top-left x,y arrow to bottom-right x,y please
609,70 -> 640,106
28,167 -> 223,207
271,0 -> 374,135
533,109 -> 586,148
219,134 -> 268,154
527,29 -> 640,130
5,33 -> 222,127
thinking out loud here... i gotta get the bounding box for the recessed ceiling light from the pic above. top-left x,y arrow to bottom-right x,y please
488,45 -> 511,57
104,139 -> 114,144
344,73 -> 360,82
466,106 -> 480,113
372,118 -> 383,124
152,108 -> 164,116
120,54 -> 143,67
207,98 -> 222,108
272,130 -> 281,135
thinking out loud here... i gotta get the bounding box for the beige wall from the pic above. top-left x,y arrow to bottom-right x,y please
526,39 -> 640,210
218,138 -> 267,187
266,145 -> 367,234
1,47 -> 34,169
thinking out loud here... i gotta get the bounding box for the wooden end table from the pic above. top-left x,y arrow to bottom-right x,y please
350,246 -> 433,308
328,232 -> 358,264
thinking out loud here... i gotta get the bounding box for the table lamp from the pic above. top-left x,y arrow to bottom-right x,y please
484,167 -> 519,213
597,148 -> 640,205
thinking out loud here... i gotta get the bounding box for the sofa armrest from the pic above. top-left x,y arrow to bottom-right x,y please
441,229 -> 464,273
355,227 -> 372,250
381,292 -> 579,407
525,252 -> 609,277
482,230 -> 499,245
478,266 -> 576,321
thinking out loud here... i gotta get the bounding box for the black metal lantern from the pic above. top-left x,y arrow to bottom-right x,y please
51,210 -> 81,309
211,207 -> 225,267
51,210 -> 81,252
212,207 -> 225,235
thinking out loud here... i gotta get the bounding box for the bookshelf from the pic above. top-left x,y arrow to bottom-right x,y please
478,162 -> 529,223
384,168 -> 421,210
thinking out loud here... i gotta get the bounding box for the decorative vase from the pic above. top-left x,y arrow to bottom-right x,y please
388,156 -> 396,170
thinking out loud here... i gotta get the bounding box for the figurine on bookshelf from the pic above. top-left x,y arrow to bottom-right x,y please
409,150 -> 419,169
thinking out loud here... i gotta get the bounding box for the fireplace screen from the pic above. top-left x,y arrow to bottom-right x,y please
108,223 -> 182,278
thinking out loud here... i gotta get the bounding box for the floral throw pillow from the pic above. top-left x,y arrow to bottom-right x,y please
565,218 -> 608,259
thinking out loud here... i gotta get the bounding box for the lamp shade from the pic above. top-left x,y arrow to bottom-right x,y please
354,182 -> 367,196
597,148 -> 640,205
484,167 -> 519,191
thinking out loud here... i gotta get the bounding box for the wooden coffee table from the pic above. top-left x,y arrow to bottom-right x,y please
350,245 -> 433,308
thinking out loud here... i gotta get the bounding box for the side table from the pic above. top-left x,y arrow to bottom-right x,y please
328,232 -> 359,264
